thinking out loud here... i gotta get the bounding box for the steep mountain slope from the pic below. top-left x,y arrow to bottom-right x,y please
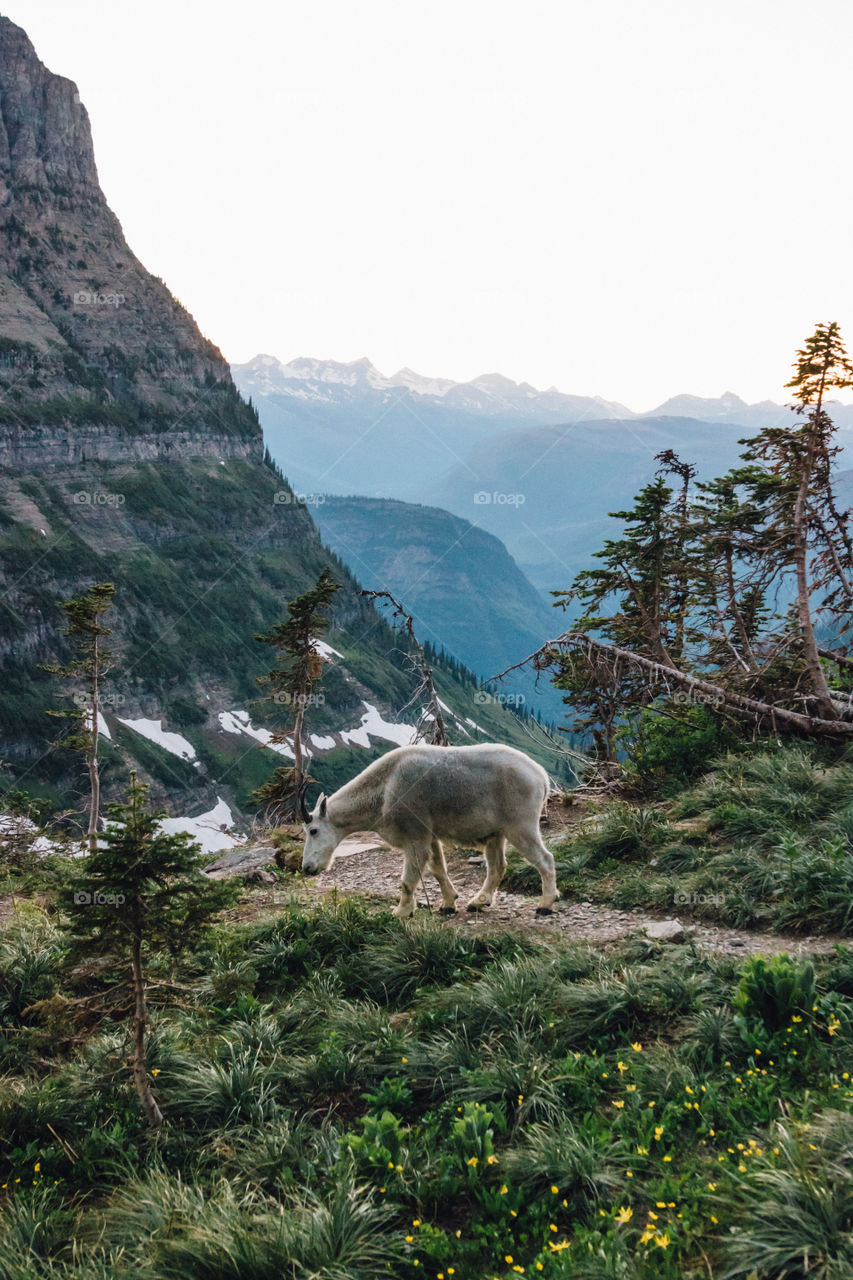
313,496 -> 564,716
0,18 -> 566,824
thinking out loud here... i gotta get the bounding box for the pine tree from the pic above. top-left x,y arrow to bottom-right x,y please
42,583 -> 115,851
61,775 -> 238,1126
740,321 -> 853,716
255,569 -> 341,818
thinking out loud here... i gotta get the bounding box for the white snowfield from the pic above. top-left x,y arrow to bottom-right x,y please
0,813 -> 55,856
160,797 -> 244,856
218,700 -> 419,756
313,638 -> 344,660
117,717 -> 199,764
217,710 -> 295,758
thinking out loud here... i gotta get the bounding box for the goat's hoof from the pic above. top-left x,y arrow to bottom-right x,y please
535,906 -> 554,916
438,906 -> 457,915
466,902 -> 487,913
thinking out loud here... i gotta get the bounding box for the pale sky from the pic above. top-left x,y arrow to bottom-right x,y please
6,0 -> 853,409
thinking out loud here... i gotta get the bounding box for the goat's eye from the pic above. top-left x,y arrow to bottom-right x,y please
309,827 -> 318,835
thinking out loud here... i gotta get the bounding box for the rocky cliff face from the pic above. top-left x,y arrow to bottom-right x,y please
0,15 -> 259,462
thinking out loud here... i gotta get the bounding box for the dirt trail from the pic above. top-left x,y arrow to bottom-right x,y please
287,834 -> 845,957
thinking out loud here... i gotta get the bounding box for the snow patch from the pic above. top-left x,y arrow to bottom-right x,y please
218,710 -> 295,758
160,797 -> 244,856
117,717 -> 198,763
313,638 -> 344,660
83,708 -> 112,741
340,702 -> 416,749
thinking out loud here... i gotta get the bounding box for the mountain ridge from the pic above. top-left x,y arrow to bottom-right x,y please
233,350 -> 853,428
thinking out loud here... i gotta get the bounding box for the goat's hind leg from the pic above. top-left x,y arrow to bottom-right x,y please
466,835 -> 507,911
509,827 -> 559,914
429,840 -> 459,913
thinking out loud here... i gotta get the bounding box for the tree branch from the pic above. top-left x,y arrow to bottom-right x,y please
491,632 -> 853,740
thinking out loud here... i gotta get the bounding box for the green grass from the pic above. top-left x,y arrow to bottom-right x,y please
3,885 -> 853,1279
503,744 -> 853,936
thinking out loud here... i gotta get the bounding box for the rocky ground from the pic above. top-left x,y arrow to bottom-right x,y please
210,832 -> 844,958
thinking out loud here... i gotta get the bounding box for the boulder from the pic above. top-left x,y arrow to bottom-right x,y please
204,845 -> 277,882
643,919 -> 686,943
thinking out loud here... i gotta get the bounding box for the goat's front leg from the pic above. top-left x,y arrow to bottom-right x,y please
393,846 -> 429,918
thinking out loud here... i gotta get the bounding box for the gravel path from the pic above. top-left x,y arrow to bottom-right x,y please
287,834 -> 845,957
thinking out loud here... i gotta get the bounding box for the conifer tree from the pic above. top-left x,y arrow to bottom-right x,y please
502,324 -> 853,750
43,582 -> 115,851
255,569 -> 340,818
61,775 -> 238,1126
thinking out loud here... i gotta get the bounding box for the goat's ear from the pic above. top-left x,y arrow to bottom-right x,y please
318,793 -> 327,818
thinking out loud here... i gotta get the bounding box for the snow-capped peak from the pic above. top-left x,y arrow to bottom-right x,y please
388,367 -> 456,398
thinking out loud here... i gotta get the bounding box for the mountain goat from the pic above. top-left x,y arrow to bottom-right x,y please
301,742 -> 559,916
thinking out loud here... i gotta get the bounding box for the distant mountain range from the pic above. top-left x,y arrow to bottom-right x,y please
234,353 -> 853,434
233,354 -> 853,593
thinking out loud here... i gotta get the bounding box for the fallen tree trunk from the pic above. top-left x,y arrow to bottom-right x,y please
493,632 -> 853,742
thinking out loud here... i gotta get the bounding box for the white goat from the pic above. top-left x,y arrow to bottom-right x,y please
301,742 -> 559,916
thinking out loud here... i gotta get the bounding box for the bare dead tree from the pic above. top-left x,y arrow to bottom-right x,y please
492,631 -> 853,743
361,590 -> 449,745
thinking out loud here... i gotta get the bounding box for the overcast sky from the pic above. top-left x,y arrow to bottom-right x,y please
7,0 -> 853,409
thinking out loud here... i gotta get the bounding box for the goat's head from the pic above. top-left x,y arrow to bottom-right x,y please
301,793 -> 339,873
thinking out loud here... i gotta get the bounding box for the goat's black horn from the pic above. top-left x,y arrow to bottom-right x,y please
297,784 -> 311,822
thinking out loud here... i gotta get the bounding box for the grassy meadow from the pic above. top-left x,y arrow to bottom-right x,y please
2,743 -> 853,1279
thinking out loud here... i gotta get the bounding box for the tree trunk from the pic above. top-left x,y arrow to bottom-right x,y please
131,933 -> 163,1127
723,546 -> 758,668
791,404 -> 835,717
497,632 -> 853,742
292,701 -> 305,796
87,640 -> 100,853
568,632 -> 853,739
